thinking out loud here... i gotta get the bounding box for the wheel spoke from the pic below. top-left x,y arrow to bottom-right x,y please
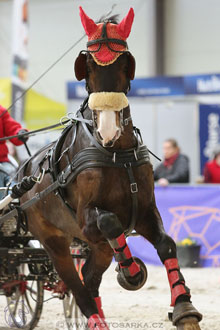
21,296 -> 26,326
11,290 -> 21,316
26,284 -> 37,295
24,291 -> 33,314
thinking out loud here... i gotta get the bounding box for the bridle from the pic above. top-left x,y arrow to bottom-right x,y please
81,20 -> 133,145
80,20 -> 132,94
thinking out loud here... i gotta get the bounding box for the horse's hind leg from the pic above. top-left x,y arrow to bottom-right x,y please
81,241 -> 113,320
34,220 -> 108,329
135,201 -> 202,330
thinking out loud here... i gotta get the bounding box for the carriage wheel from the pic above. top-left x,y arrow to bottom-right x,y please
5,264 -> 44,329
63,256 -> 88,330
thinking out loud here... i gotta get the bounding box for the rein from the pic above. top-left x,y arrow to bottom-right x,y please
0,115 -> 92,143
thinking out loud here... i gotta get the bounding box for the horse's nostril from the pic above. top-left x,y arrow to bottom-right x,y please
104,140 -> 114,147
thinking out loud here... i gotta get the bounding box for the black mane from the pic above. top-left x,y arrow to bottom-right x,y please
97,14 -> 119,25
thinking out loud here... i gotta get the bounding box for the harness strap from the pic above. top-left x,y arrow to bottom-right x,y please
0,181 -> 61,226
79,111 -> 114,157
124,165 -> 138,236
87,38 -> 127,48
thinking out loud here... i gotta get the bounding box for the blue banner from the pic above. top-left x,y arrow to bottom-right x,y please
128,77 -> 184,97
67,81 -> 87,100
184,74 -> 220,95
128,186 -> 220,267
67,73 -> 220,99
199,104 -> 220,173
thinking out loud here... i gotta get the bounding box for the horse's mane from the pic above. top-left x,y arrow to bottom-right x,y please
97,14 -> 119,24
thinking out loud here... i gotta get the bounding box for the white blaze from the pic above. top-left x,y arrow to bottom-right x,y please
97,111 -> 120,145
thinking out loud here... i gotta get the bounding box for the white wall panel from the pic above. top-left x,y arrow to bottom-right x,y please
164,0 -> 220,75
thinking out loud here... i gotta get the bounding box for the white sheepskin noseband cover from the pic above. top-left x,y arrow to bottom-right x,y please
88,92 -> 128,112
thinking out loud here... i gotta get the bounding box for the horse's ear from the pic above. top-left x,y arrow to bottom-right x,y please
74,53 -> 87,81
127,53 -> 136,80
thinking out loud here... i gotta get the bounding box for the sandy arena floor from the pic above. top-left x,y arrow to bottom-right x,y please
0,263 -> 219,330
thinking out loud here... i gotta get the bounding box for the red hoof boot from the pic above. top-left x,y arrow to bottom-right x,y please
88,314 -> 109,330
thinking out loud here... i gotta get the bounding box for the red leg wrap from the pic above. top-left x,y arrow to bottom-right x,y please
111,233 -> 126,249
110,233 -> 140,277
114,245 -> 133,261
120,260 -> 140,277
88,314 -> 109,330
164,258 -> 190,306
94,296 -> 105,320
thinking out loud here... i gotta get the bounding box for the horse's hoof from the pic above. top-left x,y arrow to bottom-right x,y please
116,257 -> 147,291
88,314 -> 109,330
176,317 -> 201,330
172,302 -> 202,328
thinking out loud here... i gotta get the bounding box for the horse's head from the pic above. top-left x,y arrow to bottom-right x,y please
74,7 -> 136,147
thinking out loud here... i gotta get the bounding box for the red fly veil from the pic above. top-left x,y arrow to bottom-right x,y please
79,7 -> 134,66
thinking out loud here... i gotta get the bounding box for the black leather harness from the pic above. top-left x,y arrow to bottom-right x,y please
50,104 -> 150,236
0,103 -> 150,236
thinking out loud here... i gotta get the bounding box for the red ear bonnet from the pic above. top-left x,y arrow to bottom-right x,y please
79,7 -> 134,65
117,8 -> 134,39
79,6 -> 98,37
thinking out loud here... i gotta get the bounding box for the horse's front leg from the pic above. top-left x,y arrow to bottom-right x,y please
135,200 -> 203,330
82,207 -> 146,293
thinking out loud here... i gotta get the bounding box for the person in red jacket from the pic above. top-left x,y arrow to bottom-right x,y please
0,105 -> 28,198
204,146 -> 220,183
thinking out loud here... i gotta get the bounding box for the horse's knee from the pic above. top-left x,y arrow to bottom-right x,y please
155,234 -> 176,263
97,210 -> 123,239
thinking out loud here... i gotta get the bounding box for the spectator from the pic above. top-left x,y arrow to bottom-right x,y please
203,146 -> 220,183
0,105 -> 28,198
154,138 -> 190,186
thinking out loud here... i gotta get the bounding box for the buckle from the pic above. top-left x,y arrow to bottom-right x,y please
124,118 -> 129,126
32,168 -> 45,184
130,183 -> 138,193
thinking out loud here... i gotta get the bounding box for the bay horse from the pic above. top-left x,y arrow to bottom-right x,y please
18,7 -> 202,330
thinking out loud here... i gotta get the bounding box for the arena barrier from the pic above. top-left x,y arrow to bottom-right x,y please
128,185 -> 220,267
